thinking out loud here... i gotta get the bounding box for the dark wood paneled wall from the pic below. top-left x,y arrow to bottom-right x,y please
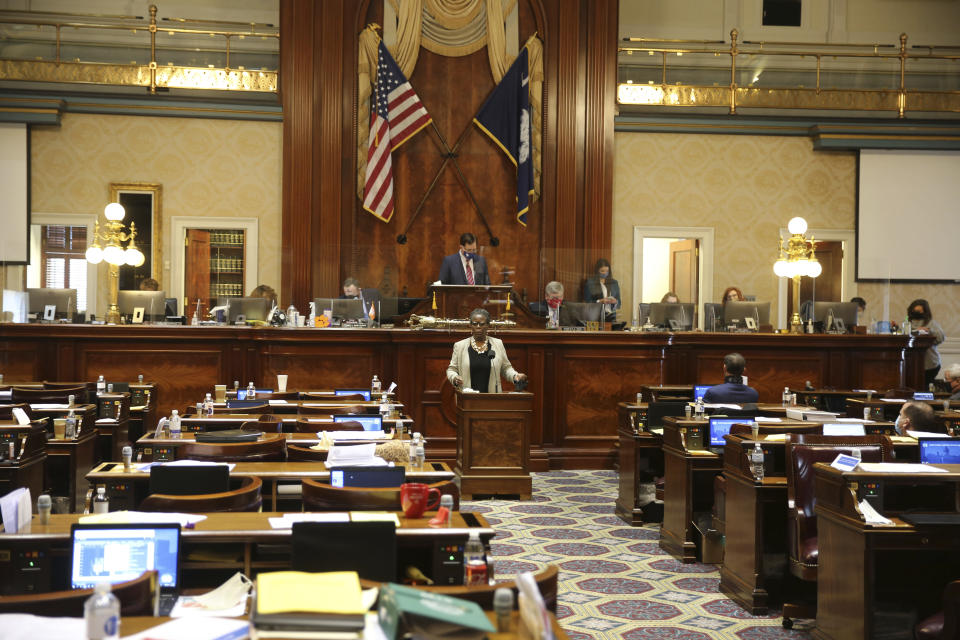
280,0 -> 618,306
0,325 -> 929,469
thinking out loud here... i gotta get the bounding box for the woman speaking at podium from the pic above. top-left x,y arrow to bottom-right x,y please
447,309 -> 528,393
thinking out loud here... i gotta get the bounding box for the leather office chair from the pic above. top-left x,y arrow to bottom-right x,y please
179,435 -> 286,462
43,381 -> 96,403
0,570 -> 157,616
782,434 -> 894,628
915,580 -> 960,640
360,564 -> 560,614
884,387 -> 915,399
286,443 -> 327,461
141,476 -> 263,513
11,385 -> 88,404
301,478 -> 460,511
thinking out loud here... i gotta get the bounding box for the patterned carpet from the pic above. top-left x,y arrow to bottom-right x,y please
461,470 -> 812,640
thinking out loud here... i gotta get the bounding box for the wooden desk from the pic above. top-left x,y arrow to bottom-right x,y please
0,511 -> 494,594
0,424 -> 47,507
177,413 -> 414,433
813,463 -> 960,640
0,324 -> 932,469
792,388 -> 870,414
45,427 -> 98,513
614,403 -> 664,525
658,417 -> 722,563
133,431 -> 401,462
86,460 -> 454,511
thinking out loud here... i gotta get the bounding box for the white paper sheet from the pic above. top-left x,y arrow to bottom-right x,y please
79,511 -> 208,526
160,460 -> 236,471
704,403 -> 742,410
835,417 -> 875,423
267,399 -> 290,405
268,512 -> 350,529
907,430 -> 951,439
28,403 -> 68,409
880,398 -> 906,403
122,617 -> 249,640
858,499 -> 893,525
856,462 -> 949,473
754,416 -> 782,423
1,487 -> 29,533
325,430 -> 390,441
0,614 -> 85,640
11,407 -> 30,425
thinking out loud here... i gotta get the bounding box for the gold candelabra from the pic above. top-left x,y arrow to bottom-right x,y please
84,203 -> 145,324
773,216 -> 821,333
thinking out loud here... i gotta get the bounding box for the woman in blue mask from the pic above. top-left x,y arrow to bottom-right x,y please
582,258 -> 621,323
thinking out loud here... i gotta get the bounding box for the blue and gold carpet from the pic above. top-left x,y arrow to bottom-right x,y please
462,470 -> 811,640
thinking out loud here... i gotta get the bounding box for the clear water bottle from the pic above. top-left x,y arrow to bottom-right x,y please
463,530 -> 488,586
371,375 -> 381,397
234,380 -> 240,390
85,581 -> 120,640
204,393 -> 215,416
782,386 -> 791,406
286,304 -> 297,327
850,447 -> 862,468
138,374 -> 144,384
749,443 -> 765,481
409,435 -> 418,465
169,409 -> 181,439
64,406 -> 78,439
93,486 -> 109,514
68,394 -> 75,409
695,397 -> 705,418
415,445 -> 425,467
247,382 -> 256,400
97,375 -> 106,395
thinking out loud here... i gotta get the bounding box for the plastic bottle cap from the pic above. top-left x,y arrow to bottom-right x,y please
94,582 -> 111,595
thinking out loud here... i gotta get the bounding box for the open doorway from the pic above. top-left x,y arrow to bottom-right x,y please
632,226 -> 715,327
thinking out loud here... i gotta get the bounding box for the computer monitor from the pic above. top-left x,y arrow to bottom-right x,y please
118,290 -> 167,322
328,466 -> 406,488
164,297 -> 178,317
723,301 -> 770,329
709,417 -> 755,447
812,301 -> 859,330
918,437 -> 960,464
27,287 -> 77,319
333,414 -> 382,431
577,302 -> 604,324
335,389 -> 372,401
647,303 -> 694,331
646,401 -> 688,428
291,522 -> 396,582
149,464 -> 230,496
313,297 -> 366,320
694,385 -> 711,402
227,297 -> 270,323
70,523 -> 180,590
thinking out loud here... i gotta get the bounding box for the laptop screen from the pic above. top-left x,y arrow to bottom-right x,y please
709,418 -> 755,447
71,524 -> 180,590
918,437 -> 960,464
694,385 -> 711,401
333,414 -> 383,431
329,466 -> 406,488
335,389 -> 372,400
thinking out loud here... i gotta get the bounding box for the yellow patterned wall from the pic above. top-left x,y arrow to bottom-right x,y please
30,113 -> 282,314
611,131 -> 960,337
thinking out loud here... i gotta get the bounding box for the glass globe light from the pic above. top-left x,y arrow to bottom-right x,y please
125,246 -> 145,267
774,259 -> 789,277
103,244 -> 125,265
104,202 -> 126,221
787,216 -> 808,235
85,245 -> 103,264
807,259 -> 822,278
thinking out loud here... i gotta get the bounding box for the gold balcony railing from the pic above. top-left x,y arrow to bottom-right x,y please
618,30 -> 960,117
0,4 -> 278,93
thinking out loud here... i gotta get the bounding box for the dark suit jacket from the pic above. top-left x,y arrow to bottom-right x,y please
438,252 -> 490,285
582,277 -> 621,311
703,379 -> 760,404
528,301 -> 579,327
339,288 -> 381,315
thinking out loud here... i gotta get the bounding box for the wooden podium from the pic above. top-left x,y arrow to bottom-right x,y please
454,390 -> 533,499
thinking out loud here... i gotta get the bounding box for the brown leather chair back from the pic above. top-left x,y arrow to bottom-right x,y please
43,381 -> 96,403
12,385 -> 88,404
301,478 -> 459,511
290,417 -> 333,433
141,476 -> 262,513
180,436 -> 286,462
361,564 -> 559,614
0,403 -> 33,420
884,387 -> 914,399
213,403 -> 272,414
286,443 -> 327,461
0,570 -> 157,616
298,404 -> 378,415
785,434 -> 893,578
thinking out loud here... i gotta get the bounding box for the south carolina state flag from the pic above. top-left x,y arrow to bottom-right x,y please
473,48 -> 533,226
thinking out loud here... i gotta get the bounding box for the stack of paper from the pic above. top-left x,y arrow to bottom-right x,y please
326,443 -> 387,467
253,571 -> 366,635
0,488 -> 32,533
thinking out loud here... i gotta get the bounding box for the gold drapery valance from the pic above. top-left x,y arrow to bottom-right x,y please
357,0 -> 542,210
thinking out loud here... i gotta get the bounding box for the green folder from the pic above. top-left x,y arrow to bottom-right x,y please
377,583 -> 495,640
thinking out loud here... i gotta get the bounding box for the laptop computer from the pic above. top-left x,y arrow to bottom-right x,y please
694,385 -> 711,402
918,437 -> 960,464
708,417 -> 755,454
335,389 -> 372,400
150,464 -> 231,496
328,466 -> 406,488
71,523 -> 181,615
333,414 -> 383,431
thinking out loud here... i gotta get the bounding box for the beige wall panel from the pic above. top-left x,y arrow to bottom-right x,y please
30,113 -> 282,313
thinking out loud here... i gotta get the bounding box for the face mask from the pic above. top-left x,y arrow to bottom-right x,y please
547,297 -> 562,309
598,270 -> 610,279
894,414 -> 903,435
462,251 -> 476,261
908,312 -> 924,321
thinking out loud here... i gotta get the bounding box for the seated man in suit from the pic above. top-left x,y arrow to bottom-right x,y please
529,281 -> 578,327
340,277 -> 380,321
703,353 -> 760,404
895,400 -> 941,435
438,232 -> 490,285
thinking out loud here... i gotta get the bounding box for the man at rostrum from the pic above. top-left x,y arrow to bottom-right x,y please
438,232 -> 490,285
703,353 -> 760,404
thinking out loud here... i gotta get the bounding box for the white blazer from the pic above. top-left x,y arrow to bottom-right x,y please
446,336 -> 518,393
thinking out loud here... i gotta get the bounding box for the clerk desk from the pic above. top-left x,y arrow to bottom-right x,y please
86,460 -> 455,511
0,324 -> 931,469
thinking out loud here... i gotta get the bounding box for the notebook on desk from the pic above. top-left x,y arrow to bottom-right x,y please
71,523 -> 181,615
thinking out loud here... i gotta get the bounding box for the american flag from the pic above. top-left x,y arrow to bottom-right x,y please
363,41 -> 432,223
